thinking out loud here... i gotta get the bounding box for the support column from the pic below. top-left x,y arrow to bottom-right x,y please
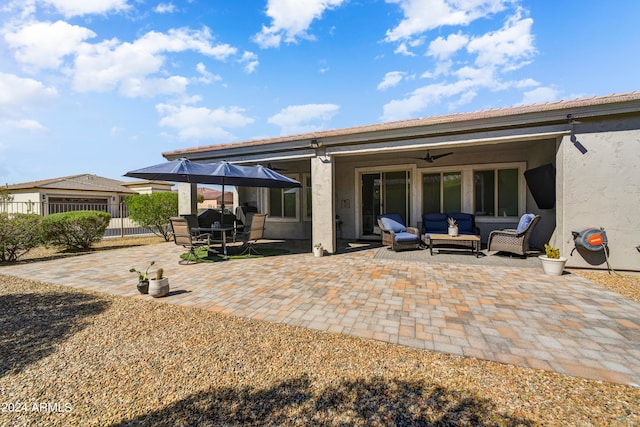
178,182 -> 197,216
311,154 -> 336,253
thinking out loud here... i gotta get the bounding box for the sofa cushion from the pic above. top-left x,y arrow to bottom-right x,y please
448,212 -> 474,234
422,213 -> 447,233
394,231 -> 419,242
516,213 -> 536,234
380,214 -> 406,233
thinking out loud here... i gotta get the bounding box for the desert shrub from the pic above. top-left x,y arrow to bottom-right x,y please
124,192 -> 178,241
42,210 -> 111,251
0,213 -> 43,262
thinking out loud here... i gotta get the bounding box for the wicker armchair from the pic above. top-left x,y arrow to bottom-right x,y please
377,214 -> 421,251
488,214 -> 541,256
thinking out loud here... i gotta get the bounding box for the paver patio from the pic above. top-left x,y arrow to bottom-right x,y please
1,240 -> 639,388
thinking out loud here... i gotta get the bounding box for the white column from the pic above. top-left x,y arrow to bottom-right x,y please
178,182 -> 197,215
311,154 -> 336,254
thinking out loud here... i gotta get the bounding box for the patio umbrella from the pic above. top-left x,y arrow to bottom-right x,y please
124,158 -> 301,211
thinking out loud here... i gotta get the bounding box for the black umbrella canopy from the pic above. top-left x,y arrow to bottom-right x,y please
124,158 -> 301,212
124,158 -> 301,188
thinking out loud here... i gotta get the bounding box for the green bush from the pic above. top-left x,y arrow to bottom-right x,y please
125,192 -> 178,241
0,213 -> 43,262
42,210 -> 111,251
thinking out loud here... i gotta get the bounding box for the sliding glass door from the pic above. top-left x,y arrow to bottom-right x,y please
361,170 -> 410,238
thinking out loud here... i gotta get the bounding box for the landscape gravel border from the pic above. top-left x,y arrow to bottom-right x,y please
1,273 -> 638,426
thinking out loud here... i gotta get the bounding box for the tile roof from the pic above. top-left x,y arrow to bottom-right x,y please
6,174 -> 137,194
163,91 -> 640,157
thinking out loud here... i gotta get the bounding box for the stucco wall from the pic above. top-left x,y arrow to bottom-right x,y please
556,116 -> 640,271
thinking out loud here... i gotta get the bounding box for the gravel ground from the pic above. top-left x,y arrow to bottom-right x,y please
1,240 -> 639,426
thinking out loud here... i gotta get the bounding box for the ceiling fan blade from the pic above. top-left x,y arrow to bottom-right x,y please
430,152 -> 453,160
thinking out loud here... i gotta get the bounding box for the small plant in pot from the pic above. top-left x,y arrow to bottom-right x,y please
313,243 -> 324,257
148,267 -> 170,298
447,217 -> 458,237
129,261 -> 155,294
539,244 -> 568,276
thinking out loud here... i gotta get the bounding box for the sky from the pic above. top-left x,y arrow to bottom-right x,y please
0,0 -> 638,186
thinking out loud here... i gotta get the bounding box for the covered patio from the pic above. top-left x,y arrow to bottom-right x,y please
2,240 -> 638,387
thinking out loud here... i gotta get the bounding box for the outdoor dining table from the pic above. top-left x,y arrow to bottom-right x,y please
193,225 -> 235,258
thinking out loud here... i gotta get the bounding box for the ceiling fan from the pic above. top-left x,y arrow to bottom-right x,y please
413,150 -> 453,163
266,162 -> 288,172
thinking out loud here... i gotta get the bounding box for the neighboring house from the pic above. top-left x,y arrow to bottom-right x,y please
163,92 -> 640,271
4,174 -> 172,218
195,187 -> 233,210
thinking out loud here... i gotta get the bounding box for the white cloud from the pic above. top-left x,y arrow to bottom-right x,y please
378,71 -> 406,91
156,103 -> 254,141
467,11 -> 535,71
39,0 -> 130,17
268,104 -> 339,135
427,32 -> 469,60
253,0 -> 346,48
381,7 -> 538,121
519,86 -> 560,105
0,118 -> 48,132
72,27 -> 237,96
154,3 -> 177,14
195,63 -> 222,84
240,51 -> 259,74
119,75 -> 189,97
384,0 -> 511,42
3,20 -> 96,70
381,79 -> 477,121
0,72 -> 57,108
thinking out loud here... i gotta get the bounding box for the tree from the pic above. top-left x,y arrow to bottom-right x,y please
125,192 -> 178,241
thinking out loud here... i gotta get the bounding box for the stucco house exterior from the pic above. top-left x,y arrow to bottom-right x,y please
4,174 -> 172,217
163,92 -> 640,272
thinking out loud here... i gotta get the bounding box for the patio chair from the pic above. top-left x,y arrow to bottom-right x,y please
377,213 -> 421,251
169,217 -> 210,264
237,213 -> 267,256
487,214 -> 541,257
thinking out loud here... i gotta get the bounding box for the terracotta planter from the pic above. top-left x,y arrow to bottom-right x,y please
137,280 -> 149,294
538,255 -> 567,276
148,277 -> 169,297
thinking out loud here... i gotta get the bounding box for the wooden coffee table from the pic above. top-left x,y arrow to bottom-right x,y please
424,233 -> 481,257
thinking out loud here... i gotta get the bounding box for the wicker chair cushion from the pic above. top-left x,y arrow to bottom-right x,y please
379,214 -> 406,233
394,231 -> 420,242
516,213 -> 536,234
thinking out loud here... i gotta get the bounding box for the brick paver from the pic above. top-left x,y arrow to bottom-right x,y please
2,241 -> 639,387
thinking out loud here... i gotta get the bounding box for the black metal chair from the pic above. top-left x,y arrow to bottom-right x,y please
237,213 -> 267,256
169,217 -> 210,264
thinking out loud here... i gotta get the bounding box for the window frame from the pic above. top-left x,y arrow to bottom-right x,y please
264,173 -> 301,222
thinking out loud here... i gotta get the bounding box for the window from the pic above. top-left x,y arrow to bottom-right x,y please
268,174 -> 299,219
474,168 -> 519,217
422,172 -> 461,213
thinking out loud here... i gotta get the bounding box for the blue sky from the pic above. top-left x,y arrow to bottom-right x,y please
0,0 -> 638,185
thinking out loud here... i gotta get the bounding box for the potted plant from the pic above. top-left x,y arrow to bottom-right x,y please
538,244 -> 568,276
129,261 -> 155,294
447,217 -> 458,237
313,243 -> 324,257
148,267 -> 170,297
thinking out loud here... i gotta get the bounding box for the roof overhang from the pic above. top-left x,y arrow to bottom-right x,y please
162,92 -> 640,163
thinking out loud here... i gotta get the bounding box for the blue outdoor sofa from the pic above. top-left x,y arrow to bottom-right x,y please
421,212 -> 479,236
